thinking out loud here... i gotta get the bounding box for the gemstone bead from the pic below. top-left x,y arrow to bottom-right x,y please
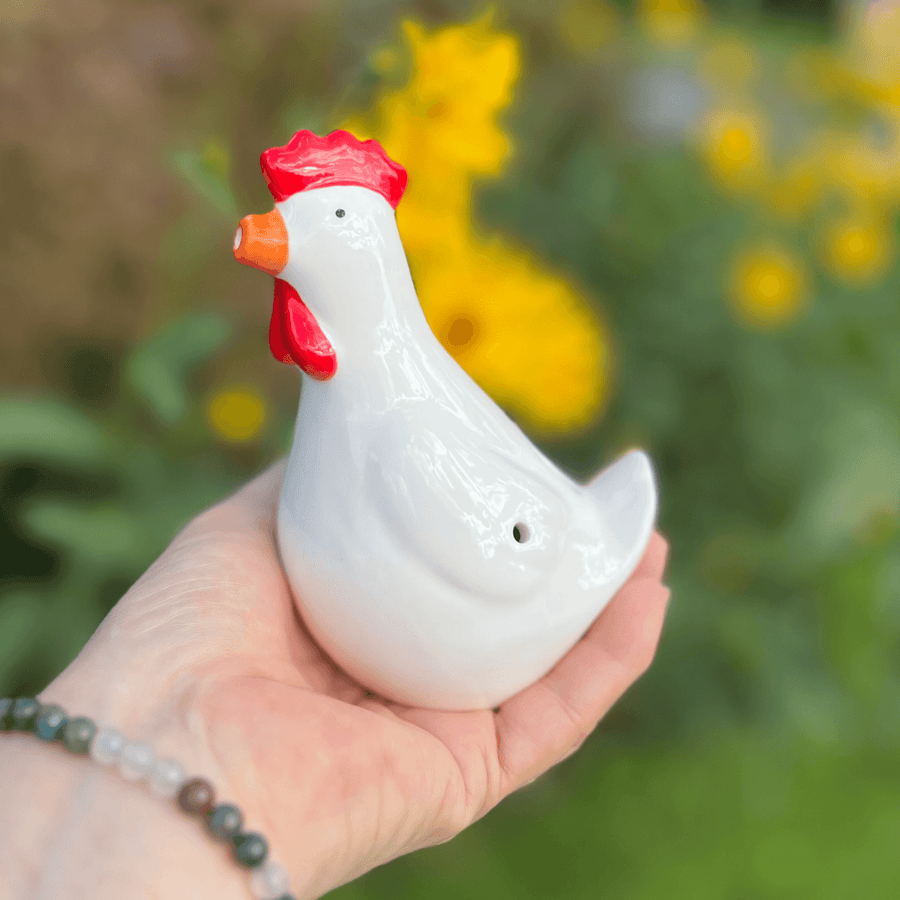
63,717 -> 97,754
0,698 -> 12,730
35,704 -> 67,741
231,831 -> 268,868
206,804 -> 243,840
150,758 -> 185,799
250,861 -> 290,900
90,728 -> 125,766
10,698 -> 40,731
120,742 -> 155,782
178,778 -> 215,816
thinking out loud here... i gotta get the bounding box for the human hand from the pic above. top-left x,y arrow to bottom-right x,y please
14,461 -> 669,899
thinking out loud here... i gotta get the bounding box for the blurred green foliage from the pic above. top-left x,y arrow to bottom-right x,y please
2,0 -> 900,898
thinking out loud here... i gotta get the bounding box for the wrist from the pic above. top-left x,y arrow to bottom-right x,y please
0,652 -> 294,900
0,685 -> 253,900
0,730 -> 250,900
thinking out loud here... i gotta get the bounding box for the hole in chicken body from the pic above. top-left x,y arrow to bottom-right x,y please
513,522 -> 530,543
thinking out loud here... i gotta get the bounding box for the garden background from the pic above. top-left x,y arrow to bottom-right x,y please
2,0 -> 900,897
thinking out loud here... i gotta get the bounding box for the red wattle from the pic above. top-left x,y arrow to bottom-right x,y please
271,279 -> 337,380
268,290 -> 294,364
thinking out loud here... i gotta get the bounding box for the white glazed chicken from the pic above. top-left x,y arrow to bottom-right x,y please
233,130 -> 657,710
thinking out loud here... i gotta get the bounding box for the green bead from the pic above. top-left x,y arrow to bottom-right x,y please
230,831 -> 268,868
35,704 -> 68,742
0,698 -> 12,731
10,698 -> 40,731
62,716 -> 96,754
206,804 -> 243,840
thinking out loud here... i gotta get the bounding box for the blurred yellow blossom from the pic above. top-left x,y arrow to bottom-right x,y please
339,14 -> 609,432
208,388 -> 267,442
638,0 -> 705,47
415,239 -> 610,433
402,18 -> 519,116
729,245 -> 807,329
559,0 -> 622,56
701,108 -> 769,190
820,216 -> 894,283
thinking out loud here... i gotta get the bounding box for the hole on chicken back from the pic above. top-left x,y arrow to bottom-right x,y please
513,522 -> 530,543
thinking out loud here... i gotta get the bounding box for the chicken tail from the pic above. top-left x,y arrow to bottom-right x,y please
585,449 -> 658,571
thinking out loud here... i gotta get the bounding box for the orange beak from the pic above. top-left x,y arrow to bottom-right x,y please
233,209 -> 288,276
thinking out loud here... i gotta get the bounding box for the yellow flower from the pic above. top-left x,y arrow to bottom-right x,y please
558,0 -> 622,55
700,109 -> 768,191
637,0 -> 706,47
338,13 -> 608,434
398,194 -> 471,266
729,245 -> 807,329
416,238 -> 610,433
821,217 -> 893,283
208,388 -> 267,442
363,19 -> 519,179
401,18 -> 519,116
377,89 -> 513,178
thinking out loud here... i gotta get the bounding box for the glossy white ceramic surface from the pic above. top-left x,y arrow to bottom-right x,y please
274,184 -> 658,711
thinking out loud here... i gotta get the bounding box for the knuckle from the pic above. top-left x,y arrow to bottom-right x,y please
542,681 -> 583,735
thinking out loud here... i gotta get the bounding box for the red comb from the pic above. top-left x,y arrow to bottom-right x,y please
260,129 -> 408,208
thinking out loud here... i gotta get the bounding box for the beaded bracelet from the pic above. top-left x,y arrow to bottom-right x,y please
0,696 -> 295,900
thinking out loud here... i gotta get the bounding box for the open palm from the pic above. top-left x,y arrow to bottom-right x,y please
71,461 -> 669,898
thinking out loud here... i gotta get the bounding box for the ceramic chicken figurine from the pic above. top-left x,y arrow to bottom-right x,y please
233,130 -> 658,711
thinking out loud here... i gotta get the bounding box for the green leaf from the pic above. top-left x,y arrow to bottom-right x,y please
18,500 -> 150,572
125,313 -> 232,424
0,398 -> 115,468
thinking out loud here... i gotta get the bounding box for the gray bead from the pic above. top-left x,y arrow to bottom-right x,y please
231,831 -> 268,868
250,861 -> 290,900
35,704 -> 67,741
119,742 -> 155,782
150,758 -> 186,799
63,717 -> 96,754
206,804 -> 243,840
90,727 -> 125,766
11,698 -> 39,731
